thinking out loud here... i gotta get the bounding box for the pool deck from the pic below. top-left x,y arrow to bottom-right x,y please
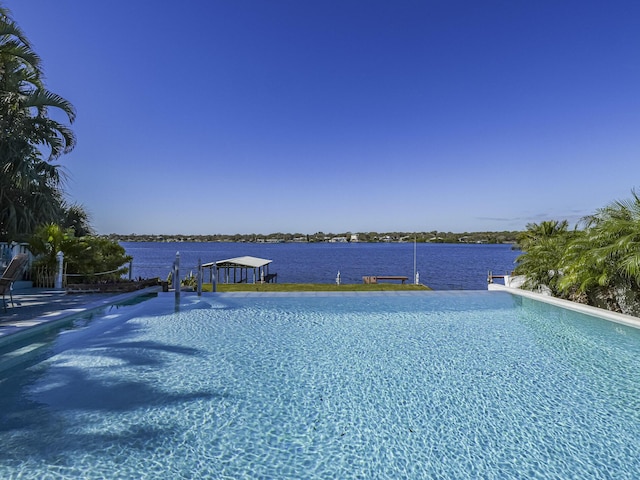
0,287 -> 160,343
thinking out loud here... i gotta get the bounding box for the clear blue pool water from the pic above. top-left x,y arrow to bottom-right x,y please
1,292 -> 639,479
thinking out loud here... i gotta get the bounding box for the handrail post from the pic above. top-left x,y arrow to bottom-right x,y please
55,251 -> 64,289
197,258 -> 202,296
174,252 -> 180,304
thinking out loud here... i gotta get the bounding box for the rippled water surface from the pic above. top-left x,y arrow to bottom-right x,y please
1,292 -> 639,479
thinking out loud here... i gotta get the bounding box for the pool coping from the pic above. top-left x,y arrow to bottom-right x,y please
488,283 -> 640,329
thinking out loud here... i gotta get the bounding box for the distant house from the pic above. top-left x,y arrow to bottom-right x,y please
350,234 -> 359,242
329,236 -> 348,243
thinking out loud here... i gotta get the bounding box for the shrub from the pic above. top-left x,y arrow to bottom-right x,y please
29,224 -> 132,284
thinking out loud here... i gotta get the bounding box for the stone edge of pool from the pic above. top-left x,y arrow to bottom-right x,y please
489,283 -> 640,329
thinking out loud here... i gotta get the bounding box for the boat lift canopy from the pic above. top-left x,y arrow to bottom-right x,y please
202,256 -> 275,284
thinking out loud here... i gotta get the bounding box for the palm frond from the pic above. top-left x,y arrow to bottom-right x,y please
20,88 -> 76,123
0,40 -> 42,73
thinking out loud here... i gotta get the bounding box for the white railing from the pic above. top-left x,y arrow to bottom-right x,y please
0,242 -> 33,271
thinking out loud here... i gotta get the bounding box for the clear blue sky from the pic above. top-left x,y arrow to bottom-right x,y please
6,0 -> 640,235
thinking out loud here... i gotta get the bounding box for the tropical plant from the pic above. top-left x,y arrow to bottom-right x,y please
61,202 -> 94,237
512,192 -> 640,314
558,190 -> 640,312
63,236 -> 132,284
513,220 -> 573,296
515,220 -> 570,250
28,222 -> 75,269
181,271 -> 198,289
0,6 -> 76,241
585,190 -> 640,282
28,223 -> 132,284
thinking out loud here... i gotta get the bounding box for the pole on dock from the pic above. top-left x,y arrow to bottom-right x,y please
413,237 -> 417,284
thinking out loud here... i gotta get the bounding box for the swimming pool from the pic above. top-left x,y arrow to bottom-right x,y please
0,292 -> 639,479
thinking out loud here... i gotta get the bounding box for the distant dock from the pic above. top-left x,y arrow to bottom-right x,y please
363,276 -> 408,285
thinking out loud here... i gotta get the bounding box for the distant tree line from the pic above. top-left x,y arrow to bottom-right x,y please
106,230 -> 521,244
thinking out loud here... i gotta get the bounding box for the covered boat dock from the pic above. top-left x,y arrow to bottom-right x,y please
202,256 -> 277,284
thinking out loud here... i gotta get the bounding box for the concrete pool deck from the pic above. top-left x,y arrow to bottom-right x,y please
0,287 -> 161,344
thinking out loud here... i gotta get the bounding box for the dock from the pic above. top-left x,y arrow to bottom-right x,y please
363,276 -> 408,285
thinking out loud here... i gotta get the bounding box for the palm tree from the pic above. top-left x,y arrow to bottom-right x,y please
61,203 -> 94,237
515,220 -> 569,250
0,6 -> 76,240
513,220 -> 572,296
0,5 -> 41,76
558,190 -> 640,311
587,190 -> 640,281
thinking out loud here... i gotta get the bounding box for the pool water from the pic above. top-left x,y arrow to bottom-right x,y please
0,292 -> 639,479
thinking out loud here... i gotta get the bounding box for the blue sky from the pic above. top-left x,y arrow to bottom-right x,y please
7,0 -> 640,235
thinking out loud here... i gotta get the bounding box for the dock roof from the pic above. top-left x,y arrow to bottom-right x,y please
202,256 -> 272,269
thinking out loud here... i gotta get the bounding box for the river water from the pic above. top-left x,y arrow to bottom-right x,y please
122,242 -> 520,290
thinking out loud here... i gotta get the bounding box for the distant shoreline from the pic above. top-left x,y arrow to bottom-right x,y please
107,230 -> 521,245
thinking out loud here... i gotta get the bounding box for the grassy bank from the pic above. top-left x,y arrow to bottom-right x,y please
198,283 -> 431,292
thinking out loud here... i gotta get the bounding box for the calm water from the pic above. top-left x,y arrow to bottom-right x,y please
0,292 -> 638,479
123,242 -> 519,290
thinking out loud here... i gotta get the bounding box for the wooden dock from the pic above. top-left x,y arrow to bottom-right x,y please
363,275 -> 408,285
487,271 -> 510,284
